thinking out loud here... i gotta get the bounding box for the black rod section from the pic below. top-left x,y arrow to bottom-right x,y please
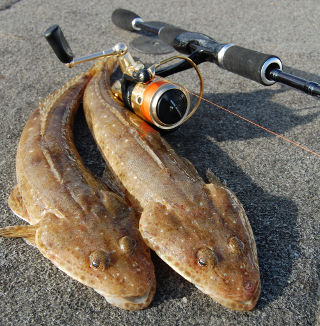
112,9 -> 160,34
134,21 -> 160,35
269,69 -> 320,97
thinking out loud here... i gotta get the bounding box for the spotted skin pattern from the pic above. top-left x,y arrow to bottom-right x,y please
0,63 -> 156,311
83,58 -> 261,311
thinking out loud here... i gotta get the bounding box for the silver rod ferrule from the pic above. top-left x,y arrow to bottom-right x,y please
260,57 -> 282,85
132,17 -> 144,31
217,43 -> 234,68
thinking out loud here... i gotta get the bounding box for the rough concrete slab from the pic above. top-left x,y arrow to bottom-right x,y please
0,0 -> 319,325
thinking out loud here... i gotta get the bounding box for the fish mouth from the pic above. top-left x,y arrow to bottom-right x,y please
197,281 -> 261,311
95,277 -> 156,310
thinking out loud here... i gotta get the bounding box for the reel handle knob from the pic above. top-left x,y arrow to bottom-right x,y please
44,25 -> 74,64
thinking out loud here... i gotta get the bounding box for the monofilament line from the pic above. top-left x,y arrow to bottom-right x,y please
156,75 -> 320,159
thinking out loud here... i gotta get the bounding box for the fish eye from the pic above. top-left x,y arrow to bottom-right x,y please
197,248 -> 217,268
91,260 -> 100,268
119,235 -> 136,255
198,257 -> 208,267
89,250 -> 110,271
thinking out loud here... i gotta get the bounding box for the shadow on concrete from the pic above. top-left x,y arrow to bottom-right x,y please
188,88 -> 319,143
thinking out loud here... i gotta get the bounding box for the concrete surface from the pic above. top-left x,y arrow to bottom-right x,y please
0,0 -> 319,325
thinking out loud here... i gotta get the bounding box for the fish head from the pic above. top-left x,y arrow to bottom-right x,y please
36,193 -> 155,310
139,183 -> 260,311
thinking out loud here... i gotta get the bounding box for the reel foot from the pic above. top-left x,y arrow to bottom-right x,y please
129,21 -> 174,55
130,36 -> 173,55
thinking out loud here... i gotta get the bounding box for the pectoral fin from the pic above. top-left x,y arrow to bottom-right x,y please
205,182 -> 258,265
180,157 -> 202,182
0,224 -> 37,246
205,182 -> 239,218
139,202 -> 185,258
8,185 -> 29,222
206,169 -> 223,187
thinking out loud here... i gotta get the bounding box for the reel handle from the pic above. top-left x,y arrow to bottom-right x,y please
44,25 -> 74,64
44,24 -> 127,68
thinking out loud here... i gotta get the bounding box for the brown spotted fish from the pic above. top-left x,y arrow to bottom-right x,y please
83,58 -> 261,311
0,64 -> 155,310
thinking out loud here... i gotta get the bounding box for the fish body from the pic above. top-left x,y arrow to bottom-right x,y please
0,64 -> 156,310
83,59 -> 260,311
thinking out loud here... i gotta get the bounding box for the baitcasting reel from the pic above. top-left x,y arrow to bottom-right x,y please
44,25 -> 203,130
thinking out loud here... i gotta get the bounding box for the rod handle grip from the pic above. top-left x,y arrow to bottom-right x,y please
44,25 -> 74,64
221,45 -> 282,85
112,8 -> 141,31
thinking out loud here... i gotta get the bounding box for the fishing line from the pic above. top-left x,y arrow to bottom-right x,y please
156,75 -> 320,159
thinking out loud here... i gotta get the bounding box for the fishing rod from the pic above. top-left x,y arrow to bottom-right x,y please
111,8 -> 320,98
44,14 -> 320,158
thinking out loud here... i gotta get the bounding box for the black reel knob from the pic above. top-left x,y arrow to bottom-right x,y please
44,24 -> 74,63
